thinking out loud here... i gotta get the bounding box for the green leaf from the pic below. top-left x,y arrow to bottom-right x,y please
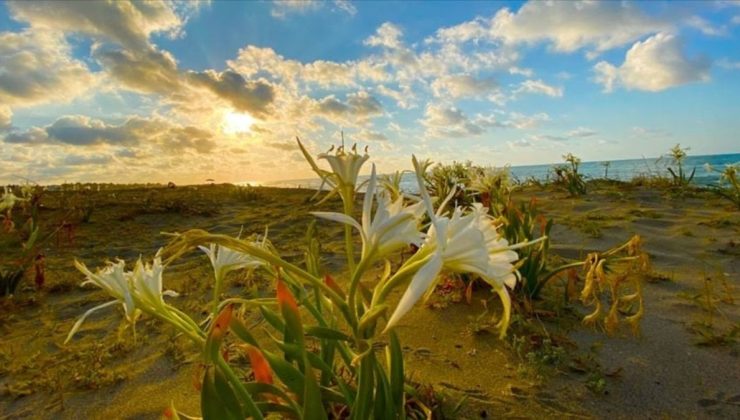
302,357 -> 327,420
213,367 -> 246,419
388,331 -> 405,416
201,368 -> 239,420
305,325 -> 352,341
351,355 -> 375,420
262,350 -> 305,397
229,317 -> 258,346
358,304 -> 388,334
260,306 -> 285,332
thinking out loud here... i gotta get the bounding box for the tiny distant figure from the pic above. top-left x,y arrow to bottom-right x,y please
167,181 -> 176,189
34,253 -> 45,289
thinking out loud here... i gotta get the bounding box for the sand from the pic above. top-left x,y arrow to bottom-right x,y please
0,183 -> 738,419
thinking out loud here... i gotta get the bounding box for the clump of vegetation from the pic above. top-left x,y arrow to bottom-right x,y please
65,140 -> 536,418
705,163 -> 740,209
233,184 -> 267,203
666,143 -> 695,188
0,184 -> 43,296
423,160 -> 476,208
552,153 -> 587,196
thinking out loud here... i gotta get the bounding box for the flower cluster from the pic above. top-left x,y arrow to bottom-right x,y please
66,252 -> 184,344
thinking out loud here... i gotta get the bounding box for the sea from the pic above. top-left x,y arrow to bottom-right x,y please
259,153 -> 740,192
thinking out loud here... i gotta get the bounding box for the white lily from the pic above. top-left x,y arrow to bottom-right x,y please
199,233 -> 266,313
129,253 -> 179,311
0,186 -> 24,213
385,156 -> 520,337
67,253 -> 184,344
470,203 -> 520,289
312,164 -> 425,261
66,259 -> 139,344
318,143 -> 370,190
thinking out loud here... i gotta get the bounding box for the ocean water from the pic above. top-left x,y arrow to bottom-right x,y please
263,153 -> 740,192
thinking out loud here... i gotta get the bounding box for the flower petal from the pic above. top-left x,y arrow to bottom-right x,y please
385,253 -> 443,331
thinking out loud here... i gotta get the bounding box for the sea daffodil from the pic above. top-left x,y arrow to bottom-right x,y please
385,156 -> 522,337
312,165 -> 424,261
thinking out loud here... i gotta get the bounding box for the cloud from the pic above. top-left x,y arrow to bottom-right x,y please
186,70 -> 276,117
93,46 -> 181,94
717,58 -> 740,70
594,33 -> 710,92
431,74 -> 499,99
567,127 -> 598,138
0,107 -> 11,130
364,22 -> 404,50
63,153 -> 114,166
316,91 -> 383,119
0,29 -> 98,108
513,79 -> 564,97
356,129 -> 388,142
429,1 -> 670,57
8,0 -> 193,51
4,115 -> 216,153
685,16 -> 726,36
271,0 -> 356,19
505,112 -> 550,129
421,104 -> 485,138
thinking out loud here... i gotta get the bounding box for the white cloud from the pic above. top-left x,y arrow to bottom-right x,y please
364,22 -> 404,50
567,127 -> 597,138
0,29 -> 99,108
594,33 -> 710,92
717,58 -> 740,70
0,107 -> 12,130
431,74 -> 499,99
506,112 -> 550,129
271,0 -> 356,19
429,1 -> 670,57
513,79 -> 563,98
8,0 -> 194,51
421,104 -> 485,138
685,16 -> 726,36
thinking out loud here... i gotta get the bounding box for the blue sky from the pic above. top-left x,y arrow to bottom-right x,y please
1,1 -> 739,184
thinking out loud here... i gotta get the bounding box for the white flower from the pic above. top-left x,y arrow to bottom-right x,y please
198,240 -> 264,284
130,253 -> 179,310
470,203 -> 519,289
66,253 -> 179,344
0,186 -> 24,213
312,164 -> 424,261
66,259 -> 138,344
318,144 -> 369,189
385,156 -> 520,337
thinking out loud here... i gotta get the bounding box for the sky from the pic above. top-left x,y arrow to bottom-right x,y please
1,0 -> 739,185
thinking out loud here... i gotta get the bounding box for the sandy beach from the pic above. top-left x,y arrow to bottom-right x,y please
1,182 -> 737,419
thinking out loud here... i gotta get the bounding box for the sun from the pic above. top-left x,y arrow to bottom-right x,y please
222,111 -> 255,134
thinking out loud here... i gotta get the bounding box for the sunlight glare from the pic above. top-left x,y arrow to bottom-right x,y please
223,111 -> 255,134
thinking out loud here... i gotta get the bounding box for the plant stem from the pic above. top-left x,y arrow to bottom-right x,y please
214,354 -> 265,419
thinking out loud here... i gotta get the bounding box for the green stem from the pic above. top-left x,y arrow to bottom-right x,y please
211,273 -> 224,317
532,261 -> 585,298
347,254 -> 373,333
342,188 -> 356,273
214,354 -> 265,420
374,252 -> 429,306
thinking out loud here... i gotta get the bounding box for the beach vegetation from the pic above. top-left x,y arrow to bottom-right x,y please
552,153 -> 587,196
666,143 -> 696,188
